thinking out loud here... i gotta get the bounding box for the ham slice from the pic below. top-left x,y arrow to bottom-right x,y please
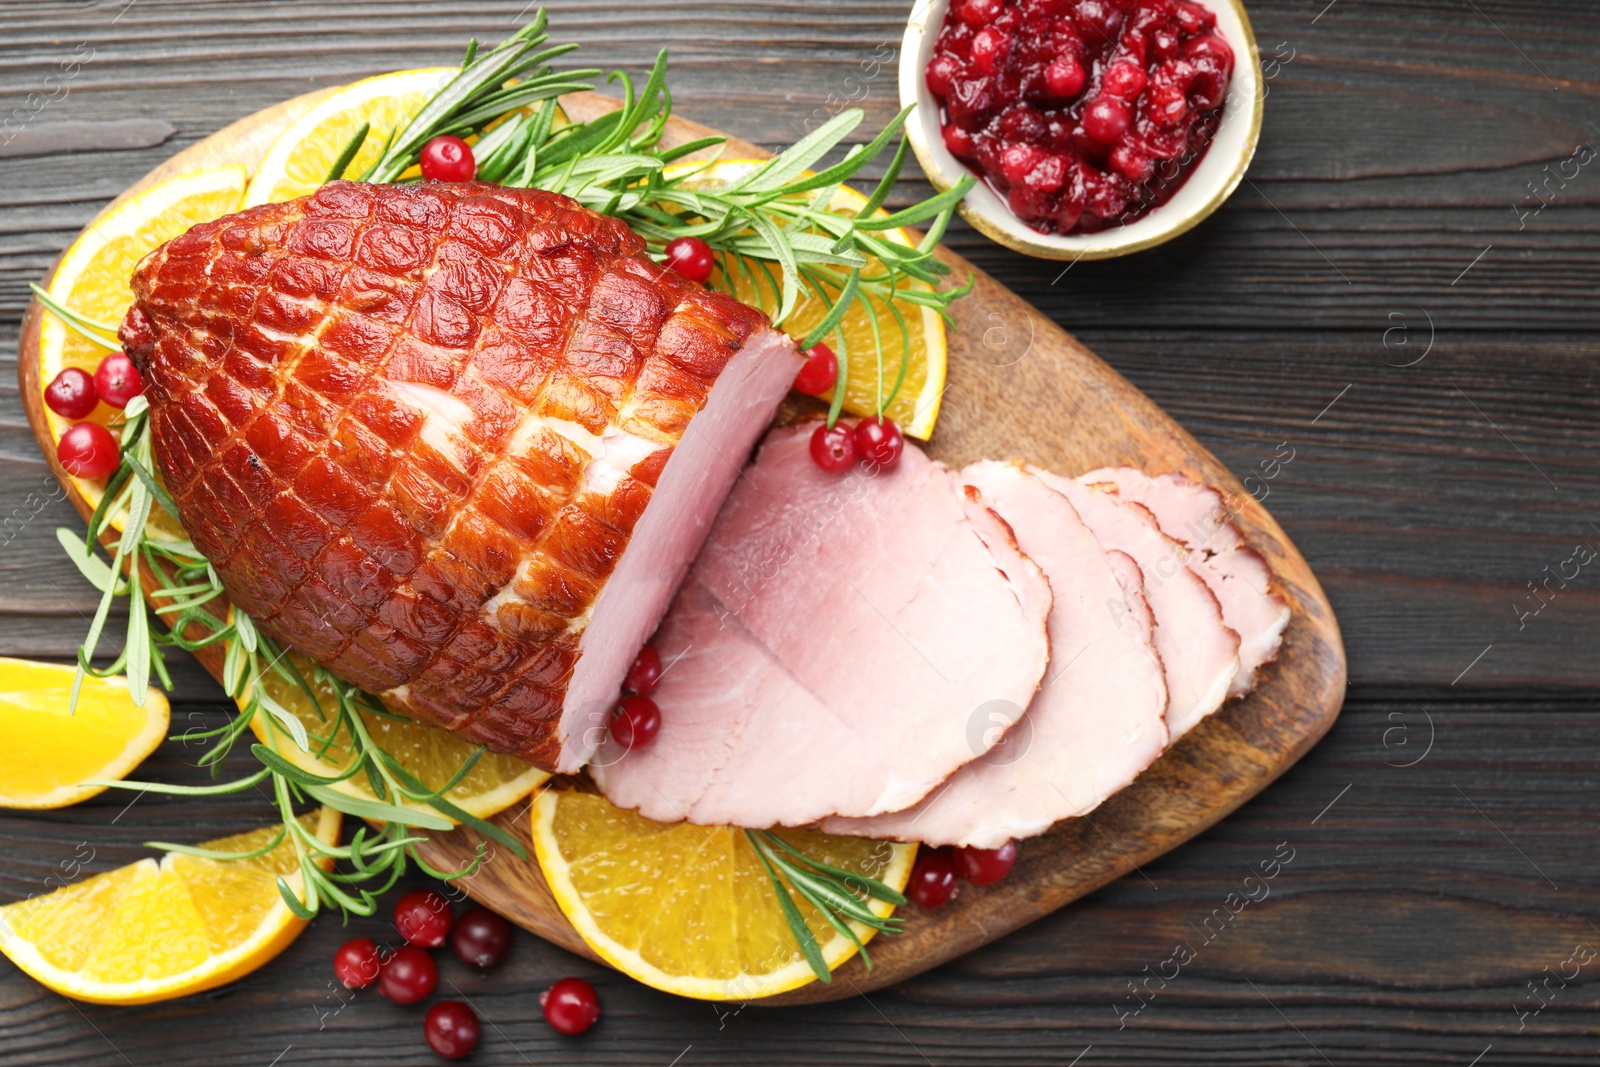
1081,469 -> 1289,698
823,462 -> 1169,847
1041,471 -> 1241,739
591,425 -> 1053,827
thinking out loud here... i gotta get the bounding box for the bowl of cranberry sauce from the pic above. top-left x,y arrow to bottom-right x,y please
900,0 -> 1262,260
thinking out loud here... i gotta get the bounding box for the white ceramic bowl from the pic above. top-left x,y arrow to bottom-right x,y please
899,0 -> 1264,260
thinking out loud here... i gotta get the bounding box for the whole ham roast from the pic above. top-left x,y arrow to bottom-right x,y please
118,180 -> 801,771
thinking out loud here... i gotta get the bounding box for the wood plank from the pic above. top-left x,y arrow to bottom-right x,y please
0,0 -> 1595,1059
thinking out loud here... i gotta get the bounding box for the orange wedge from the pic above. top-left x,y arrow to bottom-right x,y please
0,808 -> 339,1004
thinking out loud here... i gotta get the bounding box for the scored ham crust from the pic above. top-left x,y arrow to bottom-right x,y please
119,180 -> 801,771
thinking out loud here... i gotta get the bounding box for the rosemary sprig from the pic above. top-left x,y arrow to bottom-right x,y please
362,10 -> 600,183
745,830 -> 906,983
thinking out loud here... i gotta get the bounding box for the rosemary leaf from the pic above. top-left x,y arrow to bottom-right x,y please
300,782 -> 455,831
748,833 -> 831,983
325,121 -> 370,183
55,527 -> 124,594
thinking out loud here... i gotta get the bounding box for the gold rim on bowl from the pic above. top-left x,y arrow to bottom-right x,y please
898,0 -> 1265,261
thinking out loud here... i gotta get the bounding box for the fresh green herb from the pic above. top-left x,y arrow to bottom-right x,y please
745,830 -> 906,982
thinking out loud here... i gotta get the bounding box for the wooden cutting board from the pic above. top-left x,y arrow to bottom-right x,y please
17,87 -> 1345,1006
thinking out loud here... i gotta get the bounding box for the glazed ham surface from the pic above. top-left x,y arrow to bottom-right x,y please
824,462 -> 1169,848
120,180 -> 801,771
590,425 -> 1054,827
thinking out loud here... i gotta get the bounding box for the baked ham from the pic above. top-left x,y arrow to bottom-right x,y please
118,180 -> 802,771
1080,468 -> 1290,698
1042,471 -> 1242,739
590,425 -> 1054,827
824,462 -> 1169,847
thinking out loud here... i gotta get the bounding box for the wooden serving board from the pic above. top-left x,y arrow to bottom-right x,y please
18,87 -> 1345,1005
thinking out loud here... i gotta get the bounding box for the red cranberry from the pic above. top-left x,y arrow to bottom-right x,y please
1000,143 -> 1044,187
624,644 -> 663,695
1187,56 -> 1229,109
1109,142 -> 1153,183
1082,95 -> 1132,142
1073,0 -> 1124,44
997,105 -> 1047,143
44,367 -> 97,419
1022,152 -> 1067,194
1176,0 -> 1214,34
1185,34 -> 1234,67
333,937 -> 382,989
947,75 -> 998,129
959,0 -> 1004,28
1102,60 -> 1147,99
809,423 -> 856,472
943,124 -> 977,158
664,236 -> 715,283
854,416 -> 904,472
970,27 -> 1011,76
1044,55 -> 1086,99
56,422 -> 118,479
394,888 -> 454,947
541,977 -> 601,1035
793,343 -> 839,396
907,849 -> 958,909
450,906 -> 513,969
1148,24 -> 1180,60
926,54 -> 961,97
92,353 -> 142,409
1009,183 -> 1048,220
1146,83 -> 1188,126
975,131 -> 1010,175
952,840 -> 1018,884
610,695 -> 661,750
378,944 -> 438,1005
1086,171 -> 1133,219
420,135 -> 476,182
425,1001 -> 480,1060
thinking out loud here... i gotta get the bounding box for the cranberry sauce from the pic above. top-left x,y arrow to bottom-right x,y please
926,0 -> 1235,235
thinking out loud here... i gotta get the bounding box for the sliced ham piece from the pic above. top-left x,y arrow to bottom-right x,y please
1040,470 -> 1241,739
823,462 -> 1169,848
591,425 -> 1053,828
1081,468 -> 1290,699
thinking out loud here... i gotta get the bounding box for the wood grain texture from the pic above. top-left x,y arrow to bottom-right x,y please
14,84 -> 1347,1001
0,1 -> 1595,1063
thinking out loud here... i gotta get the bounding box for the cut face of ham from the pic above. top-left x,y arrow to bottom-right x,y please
120,180 -> 801,771
1081,468 -> 1289,699
1038,470 -> 1241,739
590,425 -> 1053,827
824,462 -> 1169,848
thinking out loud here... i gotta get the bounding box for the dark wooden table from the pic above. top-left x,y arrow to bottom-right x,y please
2,1 -> 1596,1063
